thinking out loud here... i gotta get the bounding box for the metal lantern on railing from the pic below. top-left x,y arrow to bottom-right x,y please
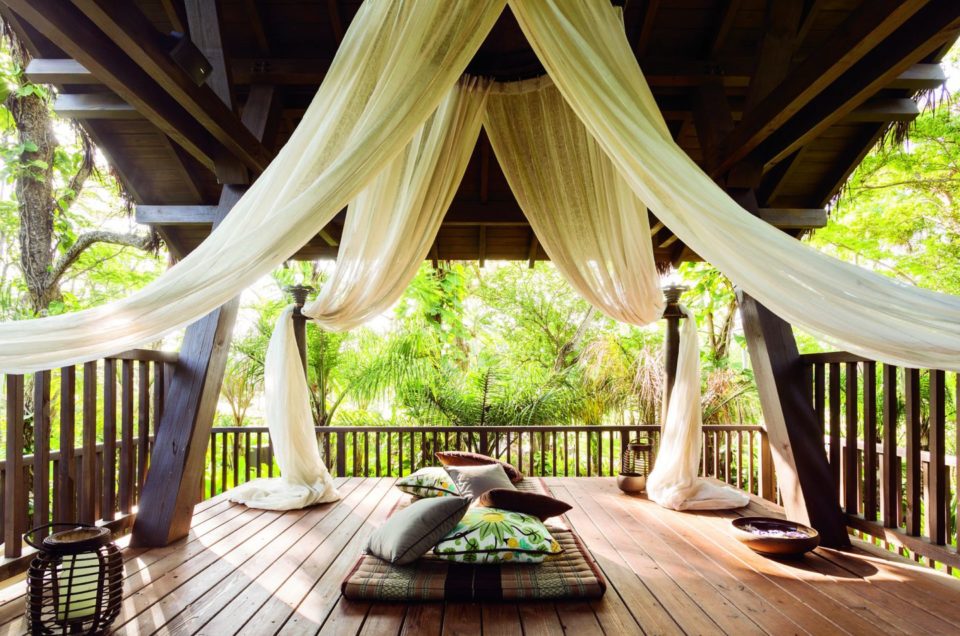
618,438 -> 654,494
25,524 -> 123,635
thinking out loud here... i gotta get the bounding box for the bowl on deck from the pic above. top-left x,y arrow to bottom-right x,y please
731,516 -> 819,557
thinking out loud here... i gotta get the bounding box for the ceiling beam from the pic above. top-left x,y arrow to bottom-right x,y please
634,0 -> 660,59
52,93 -> 138,119
527,231 -> 539,269
137,204 -> 827,231
5,0 -> 225,170
159,0 -> 188,34
749,1 -> 960,170
708,0 -> 930,176
68,0 -> 272,173
704,0 -> 742,59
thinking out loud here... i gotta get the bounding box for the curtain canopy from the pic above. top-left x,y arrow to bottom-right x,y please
0,0 -> 958,375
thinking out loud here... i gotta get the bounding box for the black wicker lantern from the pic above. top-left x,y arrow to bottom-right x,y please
618,438 -> 654,493
25,524 -> 123,635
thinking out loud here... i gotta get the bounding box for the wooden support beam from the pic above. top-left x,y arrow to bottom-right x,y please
131,84 -> 277,548
244,0 -> 270,55
478,225 -> 487,268
69,0 -> 273,174
634,0 -> 660,59
704,0 -> 742,59
159,0 -> 188,34
527,231 -> 539,269
738,292 -> 850,548
5,0 -> 225,170
24,58 -> 94,84
709,0 -> 931,175
842,97 -> 920,123
52,93 -> 138,119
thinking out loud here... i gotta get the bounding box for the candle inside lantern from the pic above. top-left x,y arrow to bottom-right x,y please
56,552 -> 100,621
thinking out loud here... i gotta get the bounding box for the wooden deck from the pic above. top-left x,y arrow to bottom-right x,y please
1,477 -> 959,635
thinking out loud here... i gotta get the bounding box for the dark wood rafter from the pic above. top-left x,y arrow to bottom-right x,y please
4,0 -> 228,170
69,0 -> 272,174
326,0 -> 345,47
159,0 -> 188,34
244,0 -> 270,55
478,224 -> 487,268
713,0 -> 958,175
634,0 -> 660,60
704,0 -> 742,59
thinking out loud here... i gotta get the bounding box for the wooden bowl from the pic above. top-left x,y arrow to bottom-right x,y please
616,474 -> 646,494
731,516 -> 819,557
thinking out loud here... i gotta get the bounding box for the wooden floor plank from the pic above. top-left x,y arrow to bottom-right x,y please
359,602 -> 407,635
241,478 -> 400,635
549,485 -> 678,635
162,478 -> 369,635
441,602 -> 482,636
480,603 -> 522,636
554,601 -> 604,635
559,483 -> 731,634
4,477 -> 957,636
589,478 -> 814,635
517,602 -> 565,636
401,603 -> 443,636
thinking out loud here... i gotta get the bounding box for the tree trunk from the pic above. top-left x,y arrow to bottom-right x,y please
7,83 -> 57,313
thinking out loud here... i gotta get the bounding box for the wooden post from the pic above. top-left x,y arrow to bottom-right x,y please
661,285 -> 686,408
285,285 -> 314,375
738,291 -> 850,548
132,6 -> 278,543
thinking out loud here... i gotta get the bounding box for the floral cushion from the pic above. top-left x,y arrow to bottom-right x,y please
433,507 -> 563,564
396,467 -> 460,498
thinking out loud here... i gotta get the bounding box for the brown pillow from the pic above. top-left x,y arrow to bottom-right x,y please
435,451 -> 523,483
477,489 -> 572,521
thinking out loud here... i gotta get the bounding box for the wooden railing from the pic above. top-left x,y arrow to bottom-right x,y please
801,352 -> 960,571
0,349 -> 175,569
204,423 -> 773,501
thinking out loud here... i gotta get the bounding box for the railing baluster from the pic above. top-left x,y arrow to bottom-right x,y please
102,358 -> 117,520
80,362 -> 98,524
905,367 -> 922,536
5,375 -> 26,557
929,369 -> 946,545
210,430 -> 218,498
220,432 -> 228,490
862,361 -> 877,521
814,362 -> 825,436
882,364 -> 898,528
244,430 -> 252,483
828,362 -> 841,494
232,431 -> 240,488
844,362 -> 858,515
256,432 -> 263,478
33,370 -> 52,539
119,360 -> 134,514
58,366 -> 76,523
137,361 -> 150,498
376,431 -> 382,477
336,431 -> 346,477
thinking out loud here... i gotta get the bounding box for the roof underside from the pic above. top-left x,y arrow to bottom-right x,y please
4,0 -> 959,267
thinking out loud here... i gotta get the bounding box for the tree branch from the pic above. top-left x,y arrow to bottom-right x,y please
57,128 -> 95,214
46,230 -> 156,289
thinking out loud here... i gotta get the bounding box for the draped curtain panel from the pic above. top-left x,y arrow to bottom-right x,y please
484,76 -> 745,509
0,0 -> 506,373
248,81 -> 490,509
484,76 -> 664,327
511,0 -> 960,371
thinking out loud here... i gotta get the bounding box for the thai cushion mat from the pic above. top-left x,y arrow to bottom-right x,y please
341,478 -> 606,601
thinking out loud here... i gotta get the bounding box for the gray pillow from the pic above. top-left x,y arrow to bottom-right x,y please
443,463 -> 516,501
365,496 -> 469,565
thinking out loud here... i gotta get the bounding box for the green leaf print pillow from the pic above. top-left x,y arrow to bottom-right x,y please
433,507 -> 563,564
396,467 -> 460,498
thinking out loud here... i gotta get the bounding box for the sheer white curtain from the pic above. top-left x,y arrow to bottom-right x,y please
510,0 -> 960,372
0,0 -> 506,374
229,306 -> 341,509
484,77 -> 663,325
303,78 -> 491,330
235,81 -> 490,510
484,77 -> 746,509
